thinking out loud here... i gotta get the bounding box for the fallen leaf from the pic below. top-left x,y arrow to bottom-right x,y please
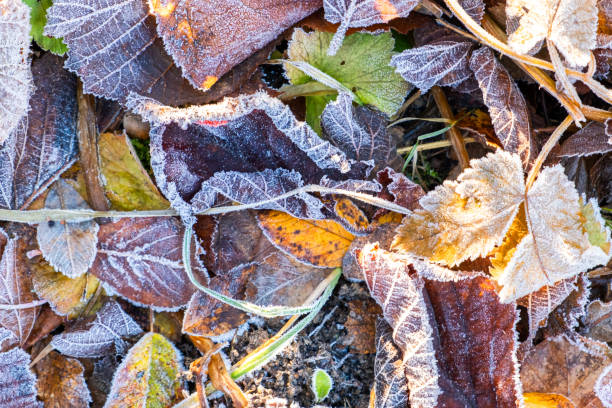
372,317 -> 408,408
322,0 -> 419,54
98,132 -> 169,211
0,0 -> 32,145
22,0 -> 67,55
285,29 -> 410,116
375,167 -> 425,212
359,244 -> 522,407
524,393 -> 576,408
344,298 -> 381,354
521,335 -> 612,407
0,327 -> 17,352
0,347 -> 42,408
596,364 -> 612,408
51,300 -> 143,358
0,53 -> 78,210
558,122 -> 612,157
584,300 -> 612,342
469,47 -> 534,167
150,0 -> 321,90
104,332 -> 183,408
34,350 -> 91,408
91,217 -> 207,310
36,180 -> 99,278
257,210 -> 354,267
22,306 -> 64,350
321,93 -> 401,171
458,0 -> 485,22
506,0 -> 598,67
44,0 -> 208,105
332,197 -> 371,233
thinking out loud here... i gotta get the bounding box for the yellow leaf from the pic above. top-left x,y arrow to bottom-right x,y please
98,132 -> 169,211
105,332 -> 183,408
523,392 -> 575,407
334,197 -> 370,232
257,210 -> 354,267
580,198 -> 611,254
490,203 -> 529,279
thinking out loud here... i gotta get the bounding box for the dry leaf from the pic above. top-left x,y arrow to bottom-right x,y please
524,393 -> 576,408
470,47 -> 534,167
372,317 -> 408,408
36,180 -> 99,278
257,210 -> 354,267
35,350 -> 92,408
506,0 -> 598,67
0,347 -> 42,408
51,300 -> 143,358
0,0 -> 33,145
343,298 -> 381,354
596,364 -> 612,408
558,122 -> 612,157
104,332 -> 183,408
459,0 -> 485,22
150,0 -> 321,90
584,300 -> 612,342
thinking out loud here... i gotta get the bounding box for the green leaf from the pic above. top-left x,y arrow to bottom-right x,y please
311,368 -> 333,402
306,94 -> 336,136
105,332 -> 183,408
283,29 -> 410,117
22,0 -> 67,55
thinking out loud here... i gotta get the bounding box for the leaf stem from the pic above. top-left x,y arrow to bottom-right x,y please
0,299 -> 47,310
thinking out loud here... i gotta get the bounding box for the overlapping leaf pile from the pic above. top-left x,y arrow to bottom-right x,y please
0,0 -> 611,406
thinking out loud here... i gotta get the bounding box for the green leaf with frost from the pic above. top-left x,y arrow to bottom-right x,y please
283,29 -> 410,118
22,0 -> 67,55
311,368 -> 333,402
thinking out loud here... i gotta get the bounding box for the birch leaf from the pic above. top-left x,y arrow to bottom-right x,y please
51,300 -> 143,358
36,180 -> 99,279
0,0 -> 32,145
104,332 -> 183,408
0,347 -> 42,408
506,0 -> 598,67
149,0 -> 321,90
469,47 -> 534,168
322,0 -> 419,55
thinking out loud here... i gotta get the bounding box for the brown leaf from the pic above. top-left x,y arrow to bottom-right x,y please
373,317 -> 408,408
0,53 -> 78,210
150,0 -> 321,89
521,335 -> 612,407
91,217 -> 207,309
359,244 -> 522,407
559,122 -> 612,157
0,347 -> 42,408
344,298 -> 381,354
596,364 -> 612,408
583,299 -> 612,343
34,350 -> 91,408
469,47 -> 534,167
591,153 -> 612,204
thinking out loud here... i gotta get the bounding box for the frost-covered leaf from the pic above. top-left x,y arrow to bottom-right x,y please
469,47 -> 534,167
34,350 -> 91,408
128,92 -> 373,221
98,132 -> 169,211
373,318 -> 408,408
0,347 -> 42,408
521,335 -> 612,407
285,29 -> 410,116
104,332 -> 183,408
0,53 -> 78,210
91,217 -> 206,310
44,0 -> 207,105
322,0 -> 419,54
257,210 -> 354,267
150,0 -> 321,90
506,0 -> 599,67
22,0 -> 67,55
390,37 -> 473,93
311,368 -> 332,402
596,364 -> 612,408
584,300 -> 612,342
0,326 -> 17,352
0,0 -> 32,145
459,0 -> 485,22
0,232 -> 40,345
36,180 -> 99,278
358,244 -> 522,407
558,122 -> 612,157
321,93 -> 401,171
51,300 -> 143,358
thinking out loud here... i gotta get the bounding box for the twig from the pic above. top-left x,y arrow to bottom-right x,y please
431,86 -> 470,169
397,137 -> 479,154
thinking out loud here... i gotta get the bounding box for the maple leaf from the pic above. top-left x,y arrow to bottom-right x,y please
322,0 -> 419,55
44,0 -> 207,105
0,347 -> 42,408
506,0 -> 599,67
393,150 -> 611,302
34,350 -> 92,408
358,244 -> 522,407
36,180 -> 99,279
321,93 -> 401,171
0,0 -> 33,146
469,47 -> 534,167
372,318 -> 409,408
104,332 -> 183,408
0,53 -> 78,210
91,217 -> 207,310
149,0 -> 321,90
51,300 -> 143,358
